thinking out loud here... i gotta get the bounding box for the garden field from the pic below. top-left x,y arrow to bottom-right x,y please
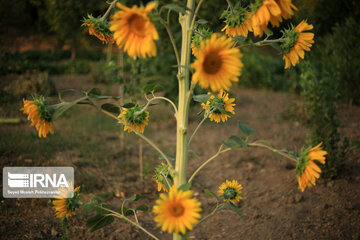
1,75 -> 359,239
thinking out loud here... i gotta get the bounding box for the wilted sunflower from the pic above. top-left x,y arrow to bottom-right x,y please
202,90 -> 235,123
21,98 -> 54,138
250,0 -> 281,37
281,20 -> 314,69
153,185 -> 201,234
191,33 -> 243,92
52,184 -> 81,219
297,143 -> 327,192
110,2 -> 159,59
118,104 -> 149,133
218,180 -> 243,204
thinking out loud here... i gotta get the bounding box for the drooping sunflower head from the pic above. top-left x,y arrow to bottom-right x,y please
191,27 -> 213,57
21,96 -> 55,138
296,143 -> 327,192
82,15 -> 114,44
250,0 -> 281,36
110,2 -> 159,59
281,20 -> 314,69
221,2 -> 253,37
218,180 -> 243,204
191,33 -> 243,92
154,162 -> 172,192
118,104 -> 149,133
153,185 -> 202,235
202,90 -> 235,123
52,184 -> 81,219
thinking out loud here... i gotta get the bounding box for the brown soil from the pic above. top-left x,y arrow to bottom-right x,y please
1,76 -> 360,240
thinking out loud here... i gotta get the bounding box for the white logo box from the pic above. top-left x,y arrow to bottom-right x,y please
3,167 -> 74,198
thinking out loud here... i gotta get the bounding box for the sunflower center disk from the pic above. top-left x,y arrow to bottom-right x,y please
203,51 -> 223,74
129,14 -> 146,37
169,202 -> 185,217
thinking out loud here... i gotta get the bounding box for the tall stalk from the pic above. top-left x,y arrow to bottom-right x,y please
174,0 -> 195,239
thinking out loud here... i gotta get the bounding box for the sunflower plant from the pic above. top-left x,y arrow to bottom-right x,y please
21,0 -> 327,239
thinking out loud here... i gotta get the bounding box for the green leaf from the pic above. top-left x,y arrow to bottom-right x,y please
222,136 -> 247,149
122,102 -> 135,108
135,205 -> 149,212
270,43 -> 282,52
82,201 -> 98,215
193,94 -> 211,103
120,207 -> 135,216
226,201 -> 243,217
352,140 -> 360,150
52,96 -> 88,121
86,214 -> 114,232
264,29 -> 273,37
161,3 -> 187,14
204,189 -> 220,201
101,103 -> 120,114
178,182 -> 192,191
237,121 -> 256,136
197,19 -> 208,25
158,154 -> 175,162
88,88 -> 101,97
125,194 -> 148,201
142,83 -> 164,94
188,150 -> 200,163
232,35 -> 247,42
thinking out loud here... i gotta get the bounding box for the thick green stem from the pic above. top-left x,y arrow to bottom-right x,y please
174,0 -> 194,187
173,1 -> 195,239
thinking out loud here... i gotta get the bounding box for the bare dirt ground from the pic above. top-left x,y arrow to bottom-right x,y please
1,75 -> 360,240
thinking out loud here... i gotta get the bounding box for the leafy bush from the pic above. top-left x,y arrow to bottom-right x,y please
3,70 -> 57,98
315,17 -> 360,105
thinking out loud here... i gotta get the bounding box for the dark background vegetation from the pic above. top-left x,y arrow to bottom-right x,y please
0,0 -> 360,239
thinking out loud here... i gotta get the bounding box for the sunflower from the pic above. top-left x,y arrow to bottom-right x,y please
250,0 -> 281,37
281,20 -> 314,69
296,143 -> 327,192
270,0 -> 298,27
21,98 -> 54,138
118,104 -> 149,133
153,185 -> 201,234
202,90 -> 235,123
217,180 -> 243,204
52,185 -> 81,219
110,2 -> 159,59
191,33 -> 243,92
